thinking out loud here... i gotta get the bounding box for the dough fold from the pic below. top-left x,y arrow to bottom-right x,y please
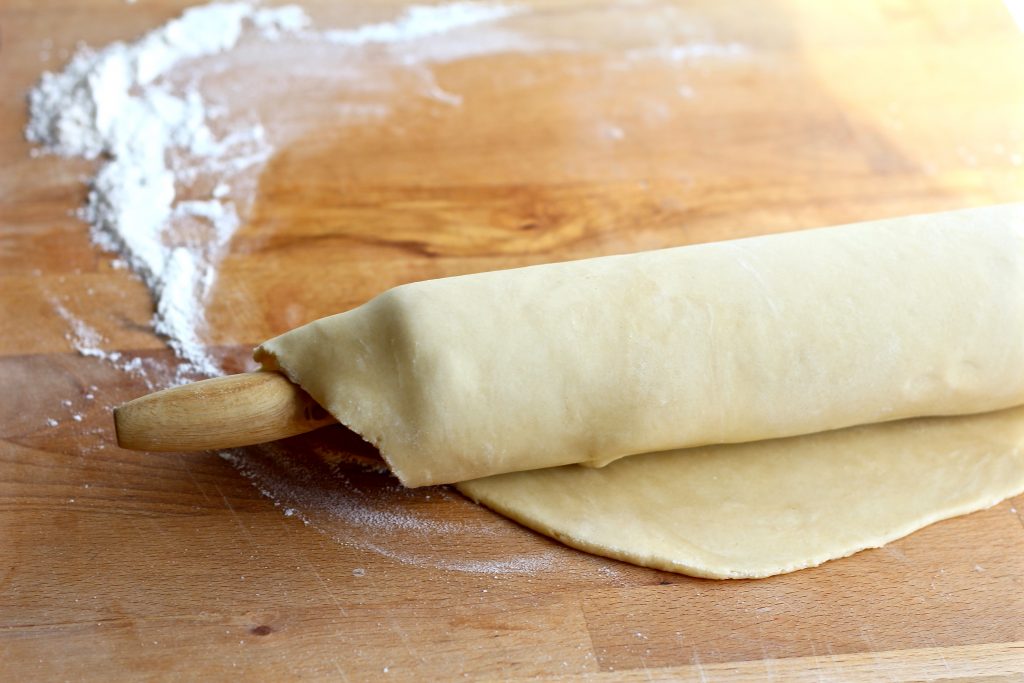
256,204 -> 1024,487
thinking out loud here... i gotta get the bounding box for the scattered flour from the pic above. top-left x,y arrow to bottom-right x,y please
220,443 -> 558,574
50,299 -> 106,358
656,42 -> 749,62
26,1 -> 528,381
51,298 -> 166,388
250,4 -> 312,40
319,2 -> 524,46
26,2 -> 300,378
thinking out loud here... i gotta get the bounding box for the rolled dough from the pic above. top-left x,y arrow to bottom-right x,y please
257,204 -> 1024,487
457,406 -> 1024,578
255,204 -> 1024,577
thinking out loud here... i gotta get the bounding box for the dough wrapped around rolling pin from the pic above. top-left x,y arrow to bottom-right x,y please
255,204 -> 1024,487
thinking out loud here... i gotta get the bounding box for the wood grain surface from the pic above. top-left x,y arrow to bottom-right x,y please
4,0 -> 1024,680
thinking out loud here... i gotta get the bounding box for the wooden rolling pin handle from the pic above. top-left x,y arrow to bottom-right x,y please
113,371 -> 337,452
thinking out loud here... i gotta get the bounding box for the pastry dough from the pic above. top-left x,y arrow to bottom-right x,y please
256,204 -> 1024,487
254,204 -> 1024,577
457,406 -> 1024,578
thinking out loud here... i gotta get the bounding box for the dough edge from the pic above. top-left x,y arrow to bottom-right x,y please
455,484 -> 1020,579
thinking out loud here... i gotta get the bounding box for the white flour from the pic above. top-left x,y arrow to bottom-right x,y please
51,298 -> 165,388
26,1 -> 529,380
320,2 -> 523,46
220,444 -> 560,574
26,2 -> 299,377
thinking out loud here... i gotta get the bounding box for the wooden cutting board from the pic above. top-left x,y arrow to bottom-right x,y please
3,0 -> 1024,679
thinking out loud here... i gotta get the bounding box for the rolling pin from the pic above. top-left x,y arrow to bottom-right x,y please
114,204 -> 1024,487
114,372 -> 335,451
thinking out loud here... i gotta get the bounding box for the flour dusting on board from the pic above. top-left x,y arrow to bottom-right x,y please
319,2 -> 524,45
220,443 -> 559,574
26,2 -> 299,378
51,299 -> 165,388
25,1 -> 528,380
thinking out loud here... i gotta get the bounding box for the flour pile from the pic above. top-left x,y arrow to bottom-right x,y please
26,3 -> 311,377
24,1 -> 537,380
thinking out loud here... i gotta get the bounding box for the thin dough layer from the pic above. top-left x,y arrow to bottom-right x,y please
457,406 -> 1024,578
